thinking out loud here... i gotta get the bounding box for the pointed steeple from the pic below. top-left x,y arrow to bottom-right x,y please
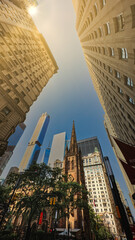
70,121 -> 78,153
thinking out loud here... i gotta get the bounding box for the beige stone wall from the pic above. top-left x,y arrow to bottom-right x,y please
0,0 -> 58,155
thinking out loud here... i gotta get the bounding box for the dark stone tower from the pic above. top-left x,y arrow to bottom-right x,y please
62,122 -> 91,239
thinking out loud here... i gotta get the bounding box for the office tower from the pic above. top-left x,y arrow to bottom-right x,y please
0,0 -> 58,157
0,123 -> 26,176
72,0 -> 135,199
41,147 -> 51,165
19,113 -> 50,172
61,122 -> 90,239
79,138 -> 121,237
78,137 -> 102,156
104,156 -> 133,240
48,132 -> 66,168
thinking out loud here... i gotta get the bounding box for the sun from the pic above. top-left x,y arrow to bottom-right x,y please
28,6 -> 37,15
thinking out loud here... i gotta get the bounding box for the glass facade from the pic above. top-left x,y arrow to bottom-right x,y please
77,137 -> 102,157
19,113 -> 50,172
43,147 -> 51,165
8,123 -> 26,146
0,123 -> 26,176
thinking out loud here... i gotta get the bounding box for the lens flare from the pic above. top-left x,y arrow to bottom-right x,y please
28,6 -> 37,15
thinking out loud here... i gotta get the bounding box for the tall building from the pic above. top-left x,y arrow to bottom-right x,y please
104,156 -> 133,240
61,122 -> 90,239
104,116 -> 135,207
72,0 -> 135,205
0,123 -> 26,175
19,113 -> 50,172
0,0 -> 58,156
41,146 -> 51,165
48,132 -> 67,168
79,138 -> 121,237
78,137 -> 103,156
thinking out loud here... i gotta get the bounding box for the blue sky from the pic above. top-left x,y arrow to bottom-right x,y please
2,0 -> 135,217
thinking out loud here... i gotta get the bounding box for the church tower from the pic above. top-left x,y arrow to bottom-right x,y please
63,122 -> 90,238
63,121 -> 85,186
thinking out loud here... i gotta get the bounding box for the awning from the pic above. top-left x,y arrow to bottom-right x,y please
120,159 -> 135,184
113,138 -> 135,167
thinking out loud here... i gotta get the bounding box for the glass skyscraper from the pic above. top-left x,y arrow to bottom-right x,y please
77,137 -> 102,157
19,113 -> 50,172
43,147 -> 51,165
0,123 -> 26,176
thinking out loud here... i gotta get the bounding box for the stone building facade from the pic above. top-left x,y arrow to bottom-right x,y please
72,0 -> 135,202
82,150 -> 121,237
0,0 -> 58,156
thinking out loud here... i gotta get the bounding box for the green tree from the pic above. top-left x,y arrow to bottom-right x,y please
6,163 -> 62,240
4,164 -> 89,240
89,206 -> 113,240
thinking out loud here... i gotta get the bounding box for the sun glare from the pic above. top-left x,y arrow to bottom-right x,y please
28,6 -> 37,15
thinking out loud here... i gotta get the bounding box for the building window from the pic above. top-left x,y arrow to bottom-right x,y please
108,66 -> 113,74
100,0 -> 106,8
119,48 -> 128,59
90,12 -> 93,21
116,14 -> 125,31
2,106 -> 11,116
94,3 -> 98,16
13,71 -> 19,76
102,47 -> 105,55
111,47 -> 114,56
72,160 -> 74,170
131,5 -> 135,28
128,96 -> 135,105
109,47 -> 114,56
103,0 -> 106,6
104,22 -> 111,35
118,87 -> 123,95
116,71 -> 120,79
125,76 -> 133,87
6,74 -> 12,80
14,98 -> 20,104
68,161 -> 70,170
21,91 -> 26,97
99,27 -> 103,37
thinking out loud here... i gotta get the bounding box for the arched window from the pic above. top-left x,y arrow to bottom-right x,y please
72,160 -> 74,170
68,161 -> 70,170
94,3 -> 98,16
90,12 -> 93,21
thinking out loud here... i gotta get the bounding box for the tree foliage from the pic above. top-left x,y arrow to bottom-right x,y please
89,205 -> 113,240
1,163 -> 89,240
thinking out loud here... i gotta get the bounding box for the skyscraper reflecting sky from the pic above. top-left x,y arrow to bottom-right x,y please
19,113 -> 50,172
